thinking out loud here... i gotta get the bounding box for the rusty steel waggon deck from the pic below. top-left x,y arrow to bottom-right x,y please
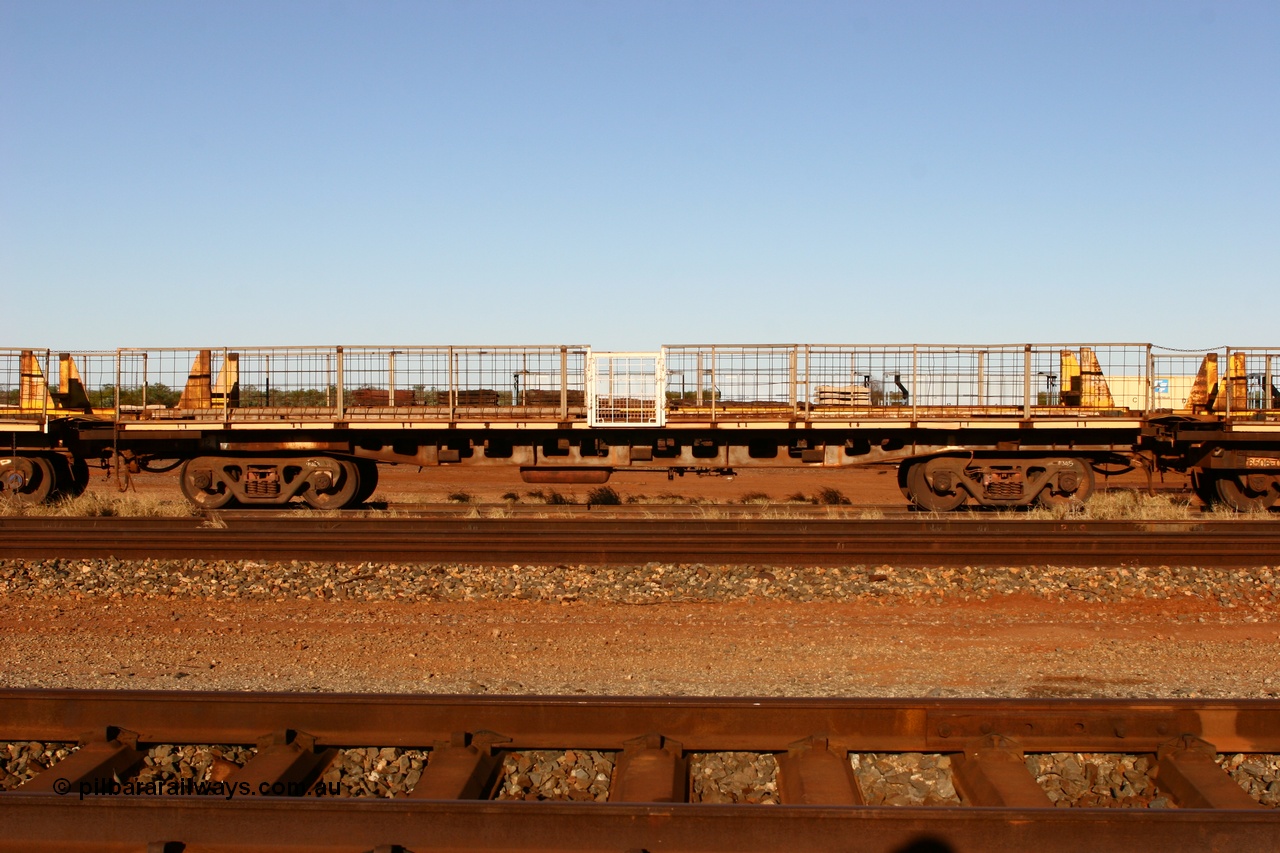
3,342 -> 1279,511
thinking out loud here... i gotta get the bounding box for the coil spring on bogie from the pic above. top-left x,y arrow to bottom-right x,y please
245,466 -> 280,498
986,481 -> 1023,499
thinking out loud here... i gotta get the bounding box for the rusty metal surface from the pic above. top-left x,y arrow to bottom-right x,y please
1,691 -> 1280,852
0,516 -> 1277,567
1,797 -> 1277,852
3,690 -> 1280,755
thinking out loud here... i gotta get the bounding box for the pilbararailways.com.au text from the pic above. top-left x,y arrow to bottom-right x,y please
54,777 -> 342,800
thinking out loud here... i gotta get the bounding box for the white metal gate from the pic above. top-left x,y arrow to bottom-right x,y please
586,351 -> 666,427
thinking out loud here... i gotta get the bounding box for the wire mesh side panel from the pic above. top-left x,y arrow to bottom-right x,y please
0,349 -> 50,420
0,350 -> 17,414
451,347 -> 587,419
341,346 -> 588,420
230,349 -> 343,415
804,346 -> 915,412
805,346 -> 1029,414
43,351 -> 118,414
115,350 -> 193,416
339,348 -> 446,414
1081,345 -> 1152,413
663,346 -> 798,416
803,344 -> 1156,418
24,343 -> 1180,425
115,350 -> 201,417
113,349 -> 341,421
588,353 -> 666,427
109,346 -> 592,423
803,346 -> 1015,414
1149,349 -> 1218,414
1225,349 -> 1280,415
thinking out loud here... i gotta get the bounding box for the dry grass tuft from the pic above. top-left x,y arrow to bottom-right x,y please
524,489 -> 576,505
586,486 -> 622,505
0,491 -> 200,518
817,487 -> 851,505
1021,490 -> 1205,521
625,492 -> 708,505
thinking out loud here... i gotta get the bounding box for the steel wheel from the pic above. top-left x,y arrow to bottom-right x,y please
69,455 -> 90,495
303,459 -> 361,509
179,459 -> 236,509
1215,473 -> 1279,512
905,459 -> 969,512
896,462 -> 912,499
1037,463 -> 1096,510
48,454 -> 88,498
353,459 -> 379,505
1,457 -> 56,505
1190,471 -> 1219,508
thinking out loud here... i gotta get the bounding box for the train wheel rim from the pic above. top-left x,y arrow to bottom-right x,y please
896,462 -> 912,499
69,455 -> 90,496
1215,474 -> 1279,512
7,457 -> 57,505
179,459 -> 236,509
353,460 -> 379,505
303,460 -> 361,509
1037,464 -> 1096,510
1191,471 -> 1219,508
47,454 -> 87,499
905,460 -> 968,512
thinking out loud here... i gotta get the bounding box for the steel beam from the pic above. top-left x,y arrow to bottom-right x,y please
1155,736 -> 1265,810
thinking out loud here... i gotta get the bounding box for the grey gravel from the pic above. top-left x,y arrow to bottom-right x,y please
495,750 -> 614,801
1,559 -> 1275,608
316,747 -> 431,797
689,752 -> 779,804
133,744 -> 255,786
1027,753 -> 1167,808
850,753 -> 959,805
1216,753 -> 1280,807
0,741 -> 78,790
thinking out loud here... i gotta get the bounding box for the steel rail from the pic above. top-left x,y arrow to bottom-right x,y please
234,502 -> 929,518
0,690 -> 1278,852
0,517 -> 1277,566
4,690 -> 1280,751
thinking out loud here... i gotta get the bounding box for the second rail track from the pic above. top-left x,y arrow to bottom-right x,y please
1,690 -> 1279,851
0,516 -> 1276,566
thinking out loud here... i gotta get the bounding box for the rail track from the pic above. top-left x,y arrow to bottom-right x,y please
0,690 -> 1277,851
1,515 -> 1277,567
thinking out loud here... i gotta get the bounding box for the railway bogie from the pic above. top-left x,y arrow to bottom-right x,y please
179,455 -> 368,509
900,454 -> 1098,511
3,343 -> 1278,511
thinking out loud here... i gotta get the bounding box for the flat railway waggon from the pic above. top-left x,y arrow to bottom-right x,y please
2,343 -> 1278,511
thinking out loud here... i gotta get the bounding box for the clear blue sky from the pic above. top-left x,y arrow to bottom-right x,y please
2,1 -> 1276,350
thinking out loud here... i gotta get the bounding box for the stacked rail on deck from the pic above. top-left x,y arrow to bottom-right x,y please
2,343 -> 1279,511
